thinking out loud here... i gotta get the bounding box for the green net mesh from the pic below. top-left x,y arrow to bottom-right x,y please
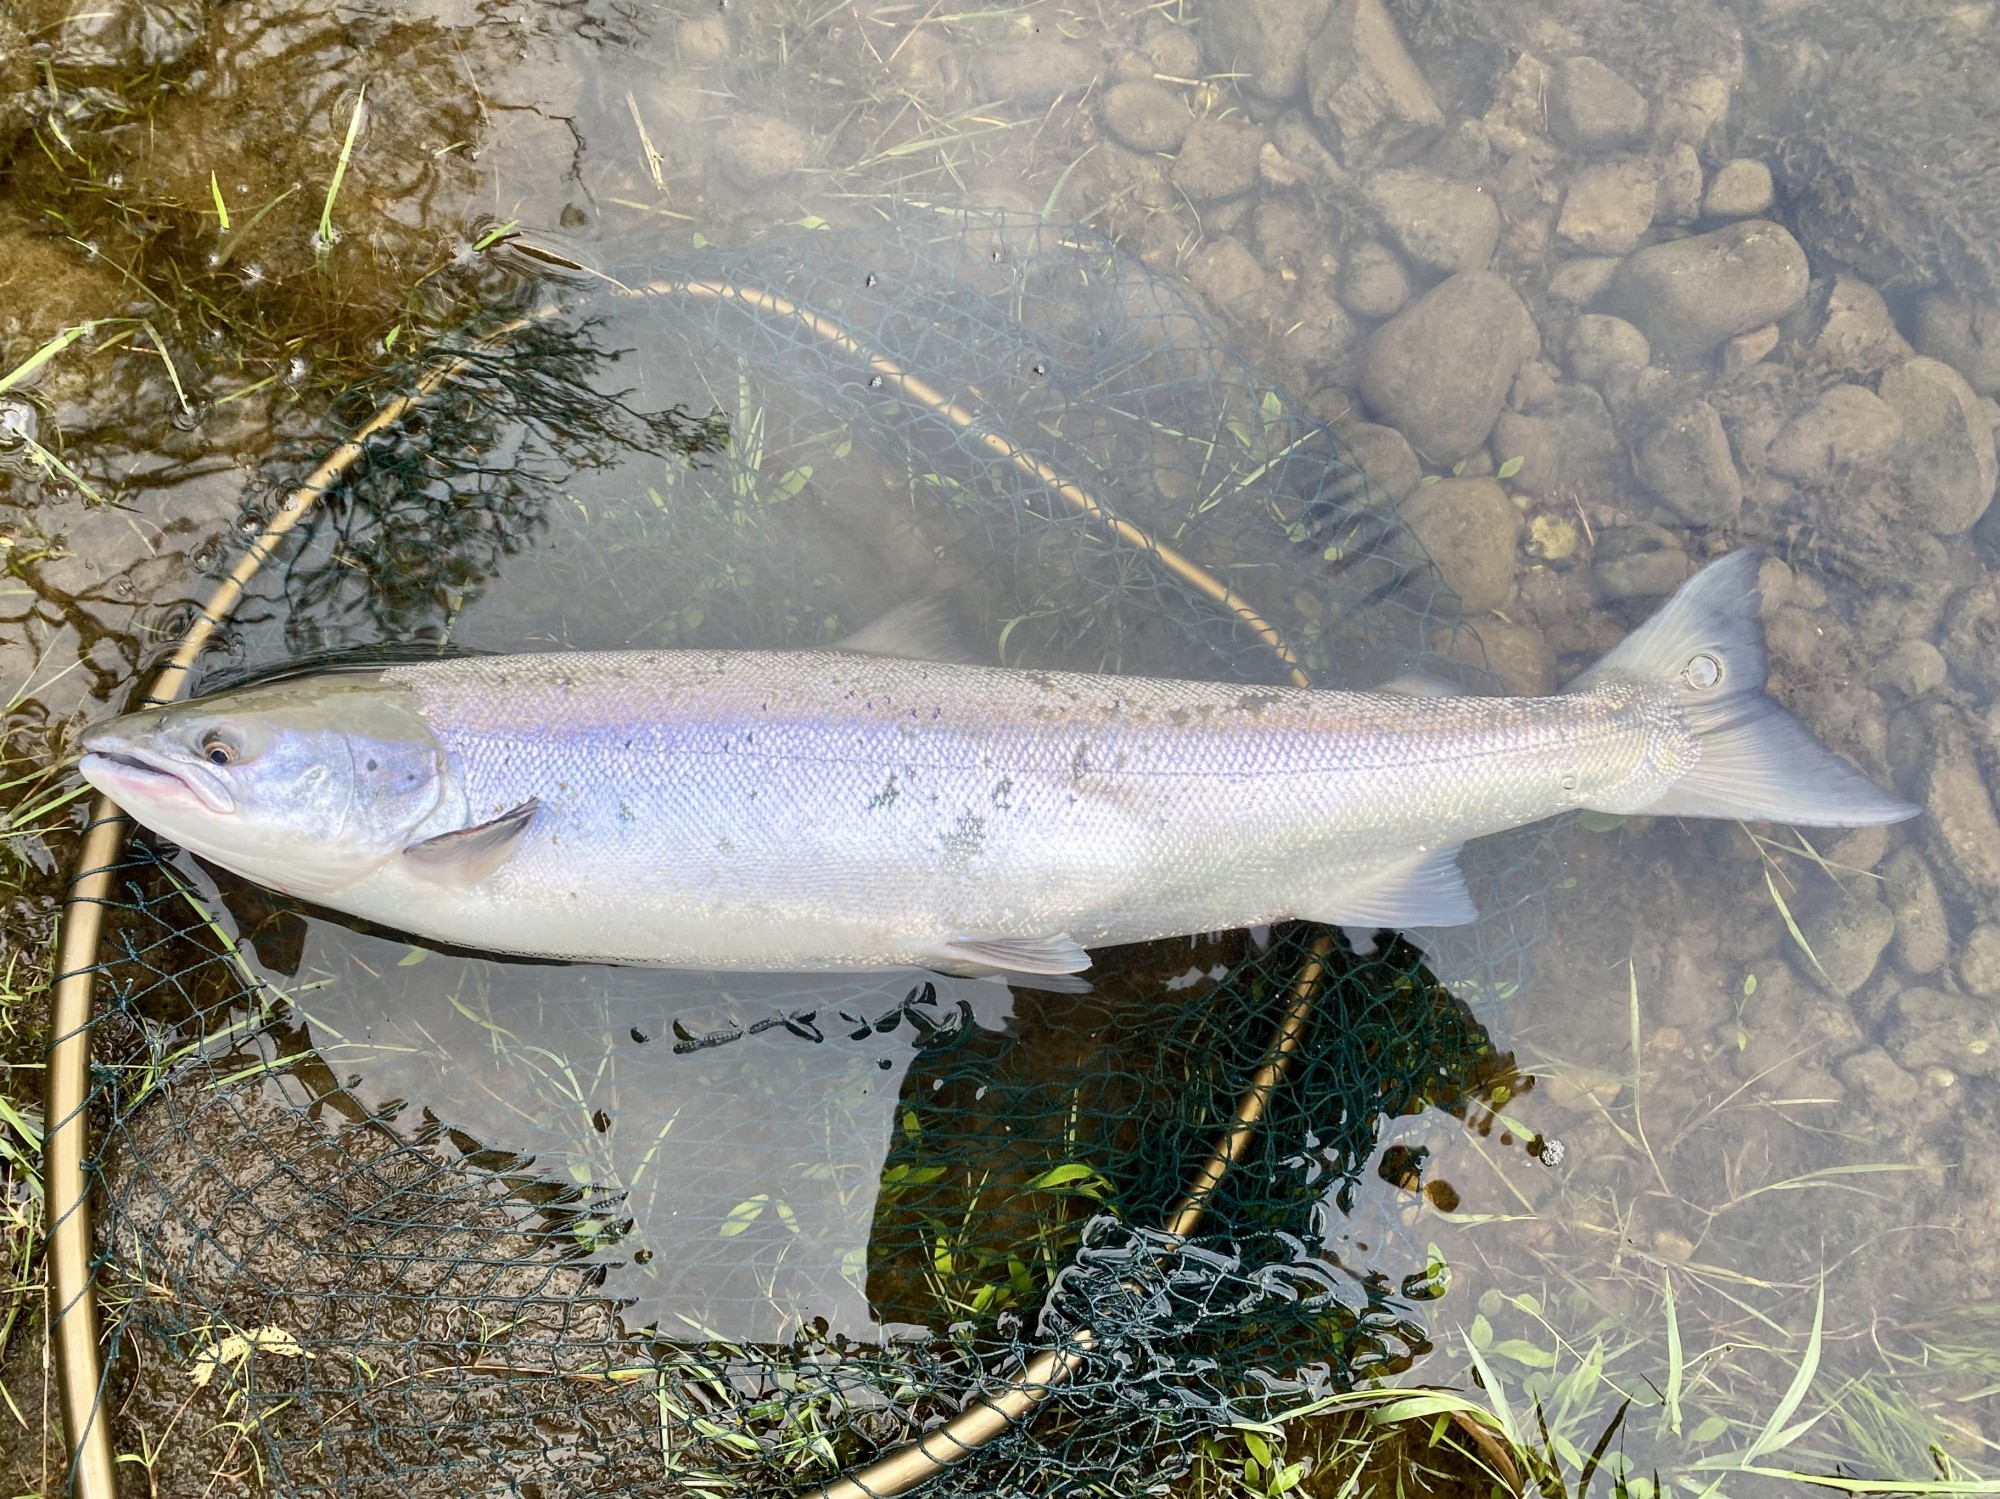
66,211 -> 1551,1498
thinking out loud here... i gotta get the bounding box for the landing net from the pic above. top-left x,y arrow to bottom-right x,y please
58,211 -> 1549,1499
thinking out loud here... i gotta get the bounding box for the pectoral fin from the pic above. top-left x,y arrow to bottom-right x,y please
401,799 -> 539,886
1298,846 -> 1476,929
929,933 -> 1093,979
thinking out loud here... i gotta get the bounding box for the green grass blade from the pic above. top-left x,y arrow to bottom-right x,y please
1744,1278 -> 1825,1465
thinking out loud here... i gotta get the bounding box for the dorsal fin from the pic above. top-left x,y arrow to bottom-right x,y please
835,595 -> 985,665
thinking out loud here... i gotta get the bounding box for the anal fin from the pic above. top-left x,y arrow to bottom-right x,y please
1297,846 -> 1477,929
402,799 -> 539,885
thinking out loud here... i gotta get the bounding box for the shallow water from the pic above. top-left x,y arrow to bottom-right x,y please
6,0 -> 2000,1494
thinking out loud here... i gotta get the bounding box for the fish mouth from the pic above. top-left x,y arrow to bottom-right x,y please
78,740 -> 235,814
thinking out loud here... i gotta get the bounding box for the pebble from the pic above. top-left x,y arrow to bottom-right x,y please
1592,523 -> 1687,601
1839,1046 -> 1921,1111
1361,271 -> 1532,461
1547,256 -> 1623,306
1796,888 -> 1896,999
1189,236 -> 1268,322
1876,638 -> 1947,701
1884,845 -> 1949,975
1337,240 -> 1413,319
715,114 -> 810,191
1362,169 -> 1500,275
1282,287 -> 1366,388
1100,81 -> 1189,153
1655,142 -> 1704,225
1193,0 -> 1323,101
1888,988 -> 2000,1078
1566,314 -> 1651,386
1959,923 -> 2000,997
1943,575 -> 2000,696
1142,19 -> 1201,77
971,36 -> 1102,106
1764,384 -> 1905,483
1878,356 -> 1999,535
1720,324 -> 1780,378
1607,220 -> 1810,360
1171,115 -> 1265,201
1336,419 -> 1422,500
1547,57 -> 1648,153
1912,292 -> 2000,395
1443,616 -> 1554,695
1809,275 -> 1916,377
1482,52 -> 1550,158
1631,398 -> 1742,525
1491,385 -> 1622,499
1305,0 -> 1443,164
1397,477 -> 1520,613
1924,738 -> 2000,904
1556,156 -> 1657,256
1702,158 -> 1775,219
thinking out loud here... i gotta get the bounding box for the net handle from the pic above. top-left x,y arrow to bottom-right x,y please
46,323 -> 539,1497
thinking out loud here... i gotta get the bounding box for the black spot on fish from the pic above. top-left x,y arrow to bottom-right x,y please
1235,691 -> 1281,714
991,776 -> 1014,810
868,771 -> 900,810
939,810 -> 985,872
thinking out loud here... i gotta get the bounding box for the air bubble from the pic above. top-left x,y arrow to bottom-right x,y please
864,273 -> 877,287
0,399 -> 37,452
867,374 -> 884,389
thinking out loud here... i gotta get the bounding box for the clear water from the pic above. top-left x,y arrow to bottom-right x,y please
6,0 -> 2000,1493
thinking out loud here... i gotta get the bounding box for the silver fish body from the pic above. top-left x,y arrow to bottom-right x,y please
79,552 -> 1917,977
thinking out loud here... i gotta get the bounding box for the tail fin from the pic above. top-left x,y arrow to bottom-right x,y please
1566,550 -> 1918,826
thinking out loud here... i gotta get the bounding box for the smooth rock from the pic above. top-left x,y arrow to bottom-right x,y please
1632,399 -> 1741,524
1284,288 -> 1367,388
1337,419 -> 1422,500
1193,0 -> 1329,101
1765,384 -> 1905,483
1925,740 -> 2000,904
1702,158 -> 1775,218
1189,236 -> 1267,322
1363,169 -> 1500,275
1655,142 -> 1703,225
1839,1046 -> 1920,1110
1884,846 -> 1949,975
1913,292 -> 2000,395
1878,356 -> 1999,535
1556,156 -> 1657,257
1547,56 -> 1647,153
715,114 -> 810,191
1566,314 -> 1651,386
1607,220 -> 1810,360
1100,81 -> 1189,153
1888,988 -> 2000,1078
1492,385 -> 1622,499
1959,923 -> 2000,997
972,37 -> 1101,106
1398,477 -> 1520,613
1444,616 -> 1554,695
1876,638 -> 1947,701
1721,324 -> 1780,378
1337,239 -> 1412,319
1809,275 -> 1915,376
1548,256 -> 1622,306
1943,576 -> 2000,697
1592,523 -> 1687,601
1171,115 -> 1264,201
1361,271 -> 1533,462
1304,0 -> 1442,163
1797,889 -> 1895,999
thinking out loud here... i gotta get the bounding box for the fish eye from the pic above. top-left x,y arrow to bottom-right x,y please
199,725 -> 244,766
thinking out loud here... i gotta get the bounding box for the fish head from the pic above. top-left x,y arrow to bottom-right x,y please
79,673 -> 445,897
